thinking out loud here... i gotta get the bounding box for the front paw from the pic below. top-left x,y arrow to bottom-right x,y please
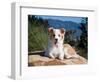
59,55 -> 64,60
49,54 -> 55,59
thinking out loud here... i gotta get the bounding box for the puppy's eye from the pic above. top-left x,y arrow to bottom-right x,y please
53,34 -> 55,37
58,34 -> 60,37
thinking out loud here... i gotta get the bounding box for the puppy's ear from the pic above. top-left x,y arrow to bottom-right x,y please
60,28 -> 65,34
48,27 -> 53,33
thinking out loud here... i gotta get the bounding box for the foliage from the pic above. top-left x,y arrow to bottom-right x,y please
77,18 -> 88,59
64,30 -> 77,47
28,15 -> 48,52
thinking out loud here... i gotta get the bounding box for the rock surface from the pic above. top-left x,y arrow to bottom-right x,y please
28,51 -> 87,66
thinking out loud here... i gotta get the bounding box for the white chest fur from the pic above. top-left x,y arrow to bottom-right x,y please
50,46 -> 63,56
45,42 -> 65,60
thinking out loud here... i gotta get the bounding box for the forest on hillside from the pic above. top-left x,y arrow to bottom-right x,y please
28,15 -> 88,59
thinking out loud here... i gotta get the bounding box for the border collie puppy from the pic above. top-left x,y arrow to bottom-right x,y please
45,27 -> 79,60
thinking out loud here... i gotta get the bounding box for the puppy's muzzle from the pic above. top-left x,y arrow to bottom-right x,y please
55,39 -> 58,44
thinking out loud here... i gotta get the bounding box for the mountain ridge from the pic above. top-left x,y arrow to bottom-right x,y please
47,19 -> 82,38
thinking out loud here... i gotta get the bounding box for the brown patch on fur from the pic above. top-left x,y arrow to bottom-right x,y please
60,28 -> 65,40
68,48 -> 76,55
60,28 -> 65,34
60,34 -> 64,41
48,28 -> 53,33
48,28 -> 54,40
63,44 -> 71,48
64,44 -> 76,55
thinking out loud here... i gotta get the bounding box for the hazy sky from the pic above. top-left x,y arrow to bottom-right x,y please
38,15 -> 83,23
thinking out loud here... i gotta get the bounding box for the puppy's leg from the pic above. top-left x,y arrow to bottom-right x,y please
49,53 -> 55,59
64,53 -> 79,59
59,51 -> 64,60
72,54 -> 79,58
64,53 -> 72,59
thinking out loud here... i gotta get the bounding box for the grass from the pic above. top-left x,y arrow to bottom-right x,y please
28,22 -> 48,52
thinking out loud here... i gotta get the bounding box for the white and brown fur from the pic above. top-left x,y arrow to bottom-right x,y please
45,27 -> 79,60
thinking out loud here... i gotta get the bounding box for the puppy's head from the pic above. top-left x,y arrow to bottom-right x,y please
48,27 -> 65,45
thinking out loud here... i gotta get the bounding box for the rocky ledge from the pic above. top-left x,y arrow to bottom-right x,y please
28,51 -> 87,66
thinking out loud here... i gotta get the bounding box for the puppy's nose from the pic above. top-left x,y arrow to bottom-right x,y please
55,39 -> 58,42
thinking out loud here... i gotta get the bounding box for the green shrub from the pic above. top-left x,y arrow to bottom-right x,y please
28,19 -> 48,52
